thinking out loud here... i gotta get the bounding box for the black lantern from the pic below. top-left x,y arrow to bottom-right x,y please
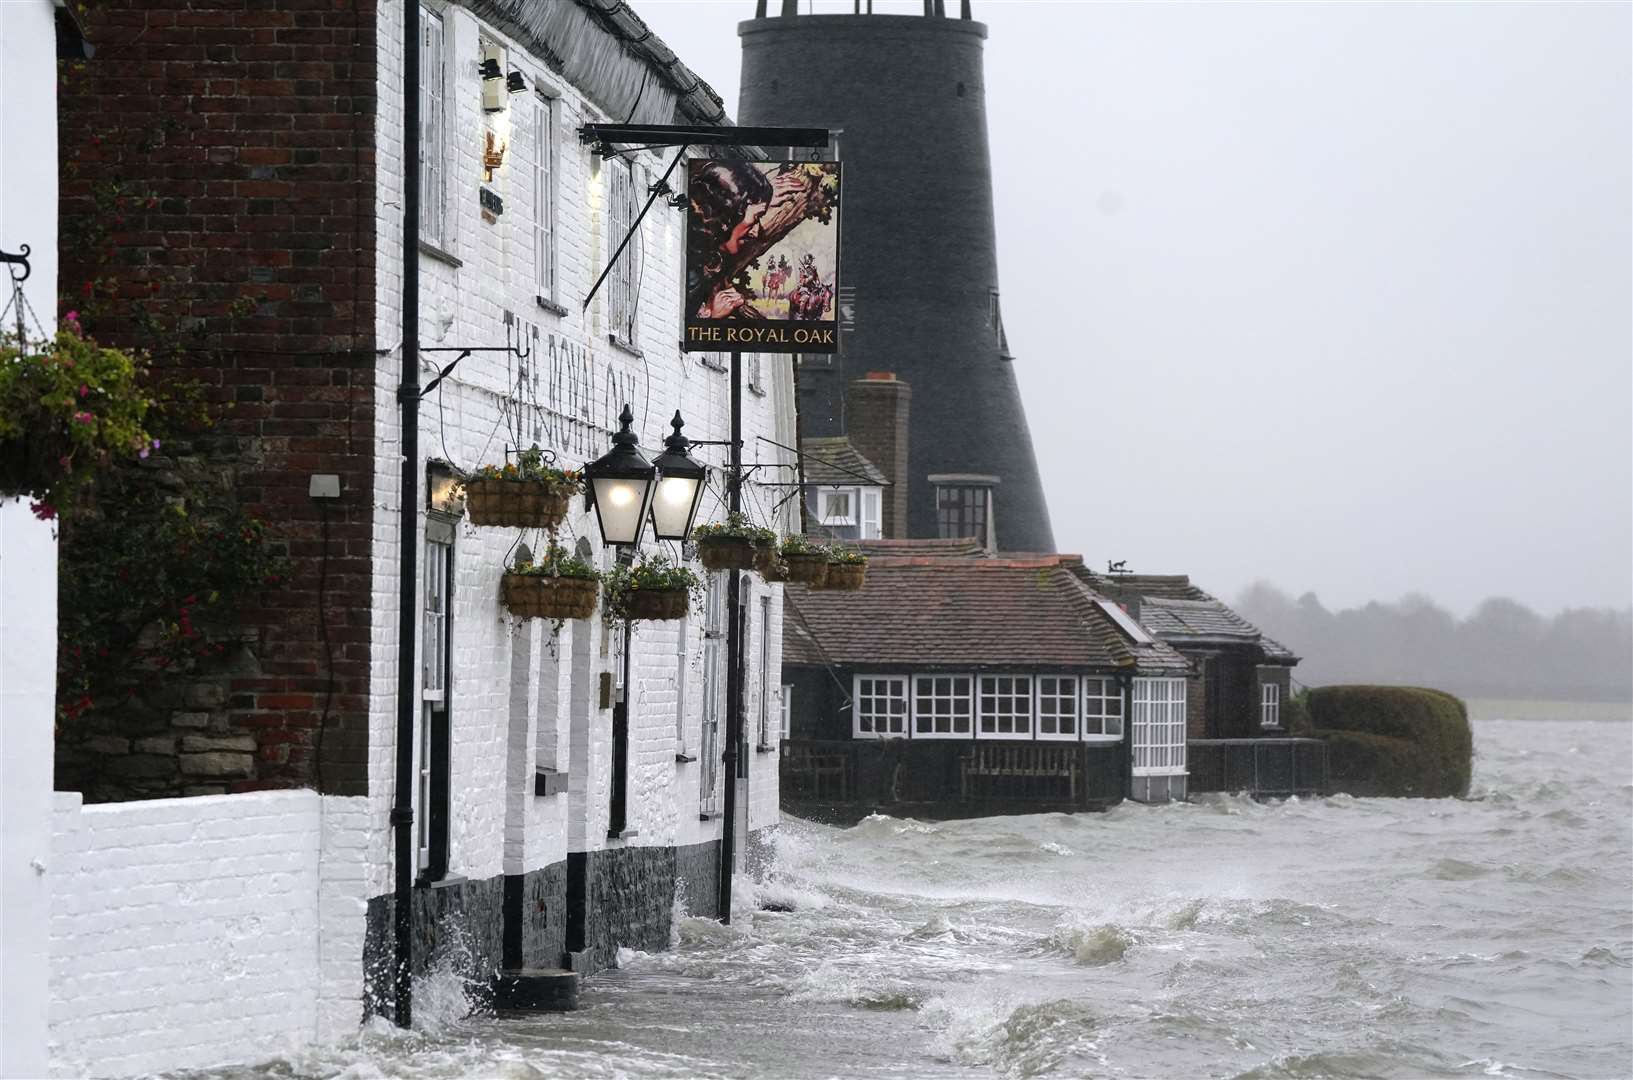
649,411 -> 707,541
506,70 -> 527,94
583,405 -> 656,546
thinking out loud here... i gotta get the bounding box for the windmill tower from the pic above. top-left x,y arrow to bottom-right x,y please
738,1 -> 1055,552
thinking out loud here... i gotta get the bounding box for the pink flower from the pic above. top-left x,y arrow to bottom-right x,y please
78,384 -> 89,398
138,448 -> 150,460
151,438 -> 160,449
30,502 -> 56,521
64,310 -> 80,324
58,456 -> 71,468
73,411 -> 94,425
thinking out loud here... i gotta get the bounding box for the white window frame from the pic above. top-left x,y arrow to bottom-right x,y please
418,7 -> 447,249
757,595 -> 772,747
1035,675 -> 1080,741
912,674 -> 974,739
1131,677 -> 1187,777
1082,676 -> 1124,741
532,89 -> 557,302
780,684 -> 793,740
699,574 -> 725,814
859,487 -> 882,540
853,675 -> 909,739
673,614 -> 689,753
977,674 -> 1033,740
818,487 -> 856,527
606,157 -> 641,346
1261,681 -> 1281,729
747,352 -> 765,394
417,524 -> 452,872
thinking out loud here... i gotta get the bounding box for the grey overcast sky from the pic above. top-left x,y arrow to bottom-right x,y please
635,0 -> 1632,617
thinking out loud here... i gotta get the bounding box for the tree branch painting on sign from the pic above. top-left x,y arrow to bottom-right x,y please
684,160 -> 841,354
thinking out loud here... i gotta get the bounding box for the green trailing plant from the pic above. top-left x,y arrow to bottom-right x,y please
826,545 -> 869,566
57,480 -> 287,722
506,543 -> 600,581
693,511 -> 776,547
469,445 -> 583,495
603,552 -> 704,621
0,318 -> 156,519
778,534 -> 825,557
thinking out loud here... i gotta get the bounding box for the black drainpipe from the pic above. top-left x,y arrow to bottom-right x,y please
391,0 -> 422,1030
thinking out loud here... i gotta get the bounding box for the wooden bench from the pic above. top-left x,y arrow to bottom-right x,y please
960,744 -> 1079,801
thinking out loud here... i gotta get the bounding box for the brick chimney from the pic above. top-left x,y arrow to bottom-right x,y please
846,373 -> 911,539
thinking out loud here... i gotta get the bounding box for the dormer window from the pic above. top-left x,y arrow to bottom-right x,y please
930,474 -> 998,549
818,488 -> 855,526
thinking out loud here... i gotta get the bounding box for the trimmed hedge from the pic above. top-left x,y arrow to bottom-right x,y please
1307,685 -> 1472,798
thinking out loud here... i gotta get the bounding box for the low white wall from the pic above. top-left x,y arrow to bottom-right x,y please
48,790 -> 370,1078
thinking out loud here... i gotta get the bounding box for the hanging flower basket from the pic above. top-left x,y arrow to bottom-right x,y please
501,574 -> 599,620
500,546 -> 602,621
692,512 -> 780,576
696,534 -> 758,572
604,553 -> 703,623
782,554 -> 827,586
464,446 -> 582,529
0,320 -> 155,516
815,548 -> 868,592
821,564 -> 867,591
761,554 -> 789,583
465,479 -> 571,529
624,587 -> 690,621
778,537 -> 830,586
752,541 -> 779,578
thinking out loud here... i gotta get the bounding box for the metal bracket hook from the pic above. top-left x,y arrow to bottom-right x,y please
0,244 -> 31,284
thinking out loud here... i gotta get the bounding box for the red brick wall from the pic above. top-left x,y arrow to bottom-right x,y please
56,0 -> 377,798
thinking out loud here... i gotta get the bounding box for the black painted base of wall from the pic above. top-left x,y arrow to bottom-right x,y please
363,836 -> 732,1020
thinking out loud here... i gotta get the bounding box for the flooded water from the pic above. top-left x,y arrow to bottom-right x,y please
183,714 -> 1631,1080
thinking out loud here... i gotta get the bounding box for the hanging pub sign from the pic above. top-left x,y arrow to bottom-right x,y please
683,160 -> 841,354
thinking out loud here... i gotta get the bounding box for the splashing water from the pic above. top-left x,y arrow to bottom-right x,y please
166,715 -> 1631,1079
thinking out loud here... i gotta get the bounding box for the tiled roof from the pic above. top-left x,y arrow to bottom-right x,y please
852,537 -> 985,558
800,437 -> 888,487
1080,570 -> 1299,663
783,555 -> 1191,675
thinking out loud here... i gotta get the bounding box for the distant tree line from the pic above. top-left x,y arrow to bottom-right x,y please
1234,584 -> 1633,703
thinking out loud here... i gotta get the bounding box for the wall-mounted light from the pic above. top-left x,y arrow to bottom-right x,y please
426,459 -> 465,516
506,70 -> 526,94
480,41 -> 507,113
583,405 -> 656,547
649,411 -> 707,541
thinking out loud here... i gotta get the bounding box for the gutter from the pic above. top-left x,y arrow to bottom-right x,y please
391,0 -> 422,1029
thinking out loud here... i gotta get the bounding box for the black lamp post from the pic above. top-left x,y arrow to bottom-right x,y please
649,411 -> 708,542
583,404 -> 656,547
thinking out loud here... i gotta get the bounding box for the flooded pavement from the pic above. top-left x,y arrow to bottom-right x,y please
177,714 -> 1632,1080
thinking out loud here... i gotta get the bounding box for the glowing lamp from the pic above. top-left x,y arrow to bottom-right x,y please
649,411 -> 707,541
583,405 -> 656,546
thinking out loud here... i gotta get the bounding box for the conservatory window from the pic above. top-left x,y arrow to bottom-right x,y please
1131,677 -> 1187,776
913,675 -> 973,738
854,675 -> 909,739
1035,676 -> 1079,740
1083,677 -> 1124,739
977,675 -> 1033,739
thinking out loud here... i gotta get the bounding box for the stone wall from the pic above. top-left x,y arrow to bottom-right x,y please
48,790 -> 370,1078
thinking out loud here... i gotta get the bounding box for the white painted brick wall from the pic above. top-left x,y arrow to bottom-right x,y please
369,1 -> 793,893
47,791 -> 370,1078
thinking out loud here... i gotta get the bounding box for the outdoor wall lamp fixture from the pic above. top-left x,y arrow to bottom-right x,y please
583,405 -> 656,547
506,70 -> 526,94
480,43 -> 507,113
426,459 -> 465,516
648,411 -> 707,542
